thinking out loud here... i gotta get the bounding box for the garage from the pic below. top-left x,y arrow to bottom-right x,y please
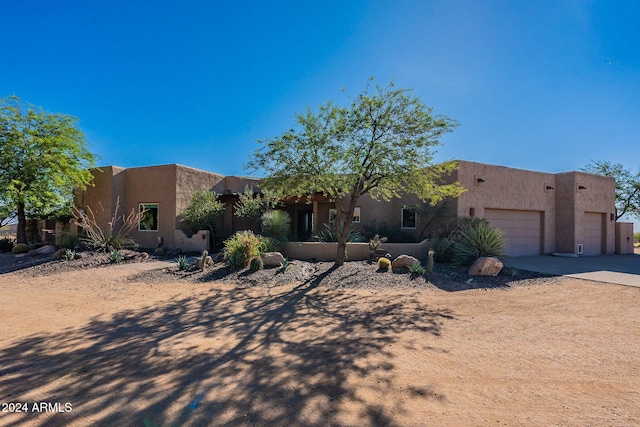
582,212 -> 604,255
484,209 -> 543,256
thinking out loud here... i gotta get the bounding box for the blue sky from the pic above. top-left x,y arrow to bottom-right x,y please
2,1 -> 639,223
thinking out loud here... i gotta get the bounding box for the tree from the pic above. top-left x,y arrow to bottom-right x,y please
233,185 -> 280,229
247,80 -> 464,265
0,96 -> 96,244
582,160 -> 640,220
180,189 -> 225,247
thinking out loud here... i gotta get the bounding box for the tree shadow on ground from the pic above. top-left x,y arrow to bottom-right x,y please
0,267 -> 454,426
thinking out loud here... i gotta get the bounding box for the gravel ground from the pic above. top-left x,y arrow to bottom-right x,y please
1,251 -> 558,291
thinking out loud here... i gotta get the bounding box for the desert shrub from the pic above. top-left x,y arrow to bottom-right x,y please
408,261 -> 426,276
261,210 -> 291,243
452,220 -> 505,267
176,255 -> 189,271
249,256 -> 264,271
363,221 -> 417,243
0,237 -> 15,253
259,235 -> 282,253
377,257 -> 391,271
64,249 -> 76,261
108,249 -> 123,263
223,230 -> 265,270
12,243 -> 30,254
60,233 -> 79,249
429,237 -> 455,263
312,223 -> 362,243
73,198 -> 141,252
279,257 -> 291,272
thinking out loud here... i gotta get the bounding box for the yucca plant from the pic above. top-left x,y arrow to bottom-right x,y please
175,255 -> 189,271
452,221 -> 505,267
261,210 -> 291,243
312,223 -> 362,243
109,249 -> 123,263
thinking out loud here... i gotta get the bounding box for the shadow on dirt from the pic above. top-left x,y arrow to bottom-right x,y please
0,266 -> 455,426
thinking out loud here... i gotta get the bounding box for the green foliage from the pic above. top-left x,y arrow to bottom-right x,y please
0,236 -> 15,252
408,261 -> 426,276
429,237 -> 455,263
108,249 -> 123,263
633,231 -> 640,242
377,257 -> 391,271
452,220 -> 505,267
63,249 -> 76,261
0,96 -> 96,244
73,198 -> 140,252
246,79 -> 463,265
582,160 -> 640,220
223,231 -> 265,270
312,223 -> 362,243
279,258 -> 291,272
363,221 -> 416,243
180,189 -> 224,236
12,243 -> 30,254
259,235 -> 282,253
260,210 -> 291,243
249,256 -> 264,271
234,185 -> 280,226
60,233 -> 78,250
175,255 -> 189,271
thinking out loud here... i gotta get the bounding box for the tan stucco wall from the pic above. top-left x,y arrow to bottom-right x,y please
175,165 -> 225,232
453,161 -> 557,253
555,171 -> 615,254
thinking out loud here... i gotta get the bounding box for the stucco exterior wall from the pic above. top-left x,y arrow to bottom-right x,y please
175,165 -> 225,233
453,161 -> 557,253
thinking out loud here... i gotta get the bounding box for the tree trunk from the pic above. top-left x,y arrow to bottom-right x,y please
16,202 -> 28,245
334,195 -> 359,266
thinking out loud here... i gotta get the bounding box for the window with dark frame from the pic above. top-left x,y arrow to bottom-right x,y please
139,203 -> 159,231
401,207 -> 416,229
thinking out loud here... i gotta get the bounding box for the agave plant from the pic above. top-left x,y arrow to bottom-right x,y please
260,210 -> 291,243
312,223 -> 362,243
452,221 -> 505,267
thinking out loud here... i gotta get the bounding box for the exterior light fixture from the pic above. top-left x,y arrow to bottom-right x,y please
578,185 -> 587,190
546,185 -> 554,190
476,178 -> 485,183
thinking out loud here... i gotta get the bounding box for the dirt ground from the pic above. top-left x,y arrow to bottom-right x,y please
0,264 -> 639,426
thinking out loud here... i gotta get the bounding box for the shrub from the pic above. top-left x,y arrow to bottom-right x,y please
259,235 -> 282,253
452,220 -> 505,267
176,255 -> 189,271
249,256 -> 264,271
109,249 -> 123,263
60,233 -> 79,250
408,261 -> 426,276
377,257 -> 391,271
312,223 -> 362,243
279,257 -> 291,272
12,243 -> 30,254
64,249 -> 76,261
261,210 -> 291,243
430,237 -> 455,263
223,230 -> 265,270
73,198 -> 141,252
0,237 -> 15,253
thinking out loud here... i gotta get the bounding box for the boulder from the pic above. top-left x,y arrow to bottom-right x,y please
468,257 -> 503,276
51,248 -> 66,260
392,254 -> 419,269
261,252 -> 285,267
136,252 -> 150,261
195,256 -> 214,269
32,244 -> 57,256
119,249 -> 138,260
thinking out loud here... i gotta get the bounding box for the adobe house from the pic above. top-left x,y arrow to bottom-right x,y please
74,161 -> 617,256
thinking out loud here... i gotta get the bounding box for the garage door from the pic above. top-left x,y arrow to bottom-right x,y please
484,209 -> 542,256
583,212 -> 604,255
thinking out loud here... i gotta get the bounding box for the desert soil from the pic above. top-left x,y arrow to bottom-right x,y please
0,259 -> 639,426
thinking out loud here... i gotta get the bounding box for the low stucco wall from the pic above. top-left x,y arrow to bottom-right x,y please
174,229 -> 209,253
282,240 -> 432,262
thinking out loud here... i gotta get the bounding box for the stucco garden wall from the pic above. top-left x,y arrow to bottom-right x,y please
282,239 -> 431,262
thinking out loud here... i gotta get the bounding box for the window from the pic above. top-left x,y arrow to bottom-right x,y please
401,207 -> 416,229
329,207 -> 361,223
139,203 -> 159,231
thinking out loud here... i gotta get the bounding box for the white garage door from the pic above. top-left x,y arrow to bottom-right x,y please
484,209 -> 542,256
583,212 -> 604,255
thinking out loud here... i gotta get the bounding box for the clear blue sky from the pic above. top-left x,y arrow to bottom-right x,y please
2,1 -> 639,222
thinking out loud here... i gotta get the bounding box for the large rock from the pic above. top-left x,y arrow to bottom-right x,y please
51,248 -> 66,260
392,254 -> 419,269
195,255 -> 214,269
468,257 -> 504,276
261,252 -> 285,267
32,244 -> 57,256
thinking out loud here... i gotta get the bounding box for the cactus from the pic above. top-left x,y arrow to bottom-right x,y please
199,250 -> 209,271
427,249 -> 434,274
377,257 -> 391,271
368,234 -> 388,260
12,243 -> 31,254
249,256 -> 264,271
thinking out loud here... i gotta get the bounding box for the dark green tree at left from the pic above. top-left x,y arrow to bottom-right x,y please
0,96 -> 97,244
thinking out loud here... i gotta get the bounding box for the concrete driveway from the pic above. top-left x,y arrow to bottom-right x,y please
503,252 -> 640,287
